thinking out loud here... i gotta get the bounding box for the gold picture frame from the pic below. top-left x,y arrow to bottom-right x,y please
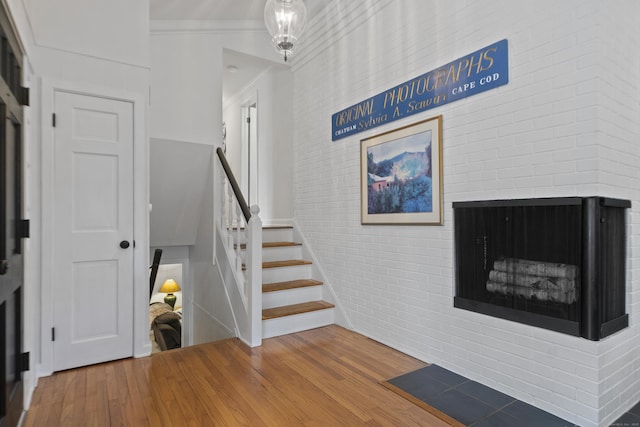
361,115 -> 443,225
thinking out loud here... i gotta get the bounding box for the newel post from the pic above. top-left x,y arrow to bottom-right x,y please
245,205 -> 263,347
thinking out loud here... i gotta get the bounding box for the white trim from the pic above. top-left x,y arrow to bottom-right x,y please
241,96 -> 258,207
1,0 -> 26,54
39,77 -> 54,376
151,19 -> 266,33
21,90 -> 37,409
39,78 -> 149,375
132,79 -> 151,361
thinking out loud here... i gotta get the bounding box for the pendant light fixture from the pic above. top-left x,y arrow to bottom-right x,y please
264,0 -> 307,62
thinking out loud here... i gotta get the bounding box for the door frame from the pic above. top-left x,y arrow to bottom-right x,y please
240,97 -> 258,207
39,79 -> 149,376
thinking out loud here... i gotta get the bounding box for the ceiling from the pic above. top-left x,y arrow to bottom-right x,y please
150,0 -> 327,100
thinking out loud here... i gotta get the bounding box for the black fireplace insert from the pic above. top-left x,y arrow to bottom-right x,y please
453,196 -> 630,340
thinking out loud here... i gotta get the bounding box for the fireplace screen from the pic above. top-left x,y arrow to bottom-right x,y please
453,197 -> 629,340
487,258 -> 578,304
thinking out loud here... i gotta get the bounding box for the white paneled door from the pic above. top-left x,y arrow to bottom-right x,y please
52,91 -> 134,371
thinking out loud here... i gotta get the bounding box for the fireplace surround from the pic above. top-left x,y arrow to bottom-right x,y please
453,196 -> 630,340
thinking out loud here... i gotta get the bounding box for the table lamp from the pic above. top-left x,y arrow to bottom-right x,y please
160,279 -> 181,310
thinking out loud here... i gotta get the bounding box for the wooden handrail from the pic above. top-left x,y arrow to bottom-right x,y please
216,147 -> 251,222
149,248 -> 162,300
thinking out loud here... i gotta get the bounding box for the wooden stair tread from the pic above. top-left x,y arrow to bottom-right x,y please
263,279 -> 323,293
263,260 -> 311,269
262,301 -> 335,320
263,241 -> 302,248
235,241 -> 302,250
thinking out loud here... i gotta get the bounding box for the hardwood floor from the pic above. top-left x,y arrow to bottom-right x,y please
24,325 -> 449,426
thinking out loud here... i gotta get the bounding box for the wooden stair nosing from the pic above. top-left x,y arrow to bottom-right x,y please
262,301 -> 335,320
227,225 -> 293,232
263,241 -> 302,248
235,241 -> 302,250
263,279 -> 323,293
242,259 -> 312,271
262,260 -> 312,269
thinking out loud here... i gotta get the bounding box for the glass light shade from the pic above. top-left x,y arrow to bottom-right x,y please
160,279 -> 181,294
264,0 -> 307,62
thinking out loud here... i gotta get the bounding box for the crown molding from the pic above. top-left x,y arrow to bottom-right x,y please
151,19 -> 266,34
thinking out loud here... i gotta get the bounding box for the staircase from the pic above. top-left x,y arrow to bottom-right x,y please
258,226 -> 335,339
216,148 -> 334,344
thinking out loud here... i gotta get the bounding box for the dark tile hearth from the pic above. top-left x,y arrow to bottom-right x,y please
384,364 -> 579,427
611,401 -> 640,427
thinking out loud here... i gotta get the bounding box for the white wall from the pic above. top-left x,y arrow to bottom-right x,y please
223,95 -> 242,174
257,69 -> 294,226
149,138 -> 212,247
223,67 -> 294,226
21,0 -> 148,67
150,32 -> 221,145
291,1 -> 640,426
149,29 -> 234,344
191,160 -> 236,344
592,4 -> 640,421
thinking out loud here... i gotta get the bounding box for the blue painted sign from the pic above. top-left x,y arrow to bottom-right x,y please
332,39 -> 509,141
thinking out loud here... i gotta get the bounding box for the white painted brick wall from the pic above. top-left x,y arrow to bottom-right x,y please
291,1 -> 639,426
595,1 -> 640,424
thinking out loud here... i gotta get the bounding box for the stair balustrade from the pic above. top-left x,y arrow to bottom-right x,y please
215,148 -> 262,347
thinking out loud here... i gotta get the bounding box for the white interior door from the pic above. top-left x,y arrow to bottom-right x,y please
52,91 -> 134,371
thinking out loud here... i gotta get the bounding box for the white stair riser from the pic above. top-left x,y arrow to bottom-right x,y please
262,246 -> 302,262
232,228 -> 293,245
262,228 -> 294,242
262,308 -> 335,339
239,245 -> 302,262
263,286 -> 323,309
262,265 -> 312,283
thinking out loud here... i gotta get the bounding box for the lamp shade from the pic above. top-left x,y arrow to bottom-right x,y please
264,0 -> 307,62
160,279 -> 181,294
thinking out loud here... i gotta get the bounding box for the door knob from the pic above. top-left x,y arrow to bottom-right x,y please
0,259 -> 7,275
120,240 -> 130,249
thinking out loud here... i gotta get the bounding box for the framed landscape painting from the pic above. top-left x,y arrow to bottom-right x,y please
360,115 -> 443,225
